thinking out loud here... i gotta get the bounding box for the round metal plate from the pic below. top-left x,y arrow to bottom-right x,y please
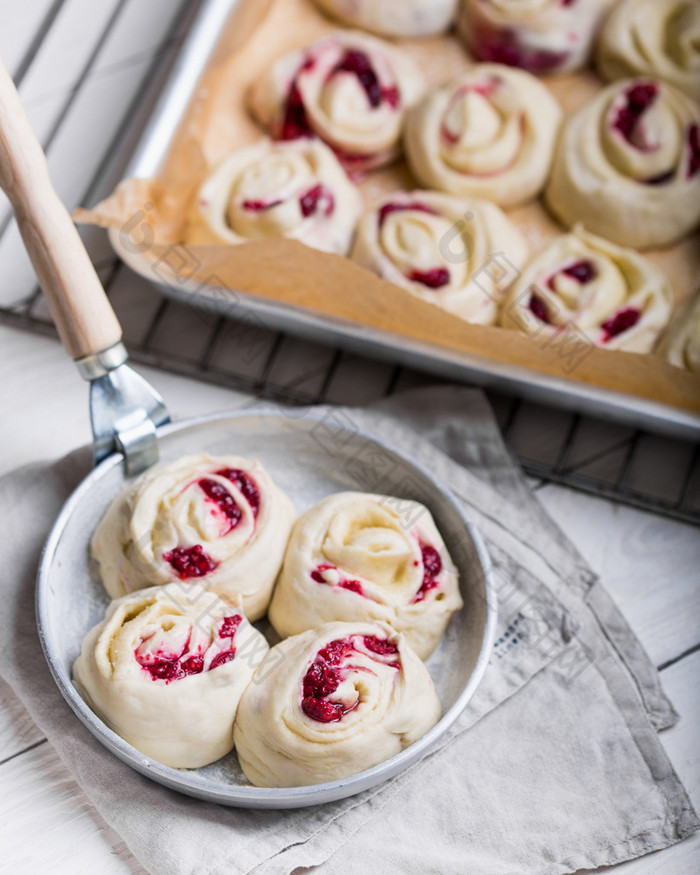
37,408 -> 497,808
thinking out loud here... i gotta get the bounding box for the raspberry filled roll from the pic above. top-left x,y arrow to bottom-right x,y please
404,64 -> 562,208
657,291 -> 700,372
268,492 -> 463,660
350,190 -> 528,325
185,139 -> 362,255
73,584 -> 269,768
310,0 -> 458,38
233,621 -> 441,787
248,31 -> 426,175
91,454 -> 296,620
458,0 -> 615,75
500,225 -> 673,353
545,79 -> 700,249
597,0 -> 700,103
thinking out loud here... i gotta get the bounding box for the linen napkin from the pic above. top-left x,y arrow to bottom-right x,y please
0,386 -> 696,875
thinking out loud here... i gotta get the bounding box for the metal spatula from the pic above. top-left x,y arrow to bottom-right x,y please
0,58 -> 169,474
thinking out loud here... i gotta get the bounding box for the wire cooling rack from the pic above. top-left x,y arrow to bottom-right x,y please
4,278 -> 700,525
1,0 -> 698,525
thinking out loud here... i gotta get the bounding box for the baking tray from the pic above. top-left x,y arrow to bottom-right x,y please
37,408 -> 496,807
111,0 -> 700,441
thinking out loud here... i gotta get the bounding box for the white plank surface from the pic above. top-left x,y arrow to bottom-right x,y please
0,1 -> 697,872
0,0 -> 60,80
0,0 -> 190,307
0,735 -> 149,874
537,484 -> 700,668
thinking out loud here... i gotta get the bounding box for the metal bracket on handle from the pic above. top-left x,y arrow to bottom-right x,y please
77,342 -> 170,475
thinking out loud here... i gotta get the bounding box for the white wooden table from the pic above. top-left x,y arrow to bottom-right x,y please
0,2 -> 698,872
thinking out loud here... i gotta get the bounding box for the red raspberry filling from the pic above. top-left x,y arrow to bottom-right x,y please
135,614 -> 241,682
612,83 -> 658,148
279,57 -> 316,141
311,563 -> 336,583
377,201 -> 437,228
299,183 -> 335,218
333,49 -> 381,107
363,636 -> 399,662
210,651 -> 236,671
600,307 -> 640,343
215,468 -> 260,516
560,260 -> 597,285
242,198 -> 284,211
529,293 -> 551,324
332,49 -> 400,110
473,25 -> 570,73
163,545 -> 218,580
545,259 -> 597,294
413,544 -> 443,603
339,579 -> 364,595
219,615 -> 242,639
136,639 -> 196,681
310,564 -> 366,597
199,478 -> 242,533
301,635 -> 400,723
407,267 -> 450,289
279,48 -> 398,142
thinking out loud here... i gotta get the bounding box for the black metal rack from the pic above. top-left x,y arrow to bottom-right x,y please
3,273 -> 699,525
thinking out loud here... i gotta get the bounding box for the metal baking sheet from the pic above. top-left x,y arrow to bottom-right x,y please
37,408 -> 497,808
113,0 -> 700,441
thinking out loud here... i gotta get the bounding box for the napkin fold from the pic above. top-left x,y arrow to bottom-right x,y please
0,386 -> 696,875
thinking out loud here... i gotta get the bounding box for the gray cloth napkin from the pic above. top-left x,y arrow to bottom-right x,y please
0,386 -> 696,874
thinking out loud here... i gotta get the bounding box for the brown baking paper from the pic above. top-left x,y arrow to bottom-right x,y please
74,0 -> 700,414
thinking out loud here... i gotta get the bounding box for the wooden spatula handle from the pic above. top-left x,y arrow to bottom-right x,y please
0,59 -> 122,360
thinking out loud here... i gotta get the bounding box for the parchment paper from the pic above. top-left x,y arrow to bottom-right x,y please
74,0 -> 700,414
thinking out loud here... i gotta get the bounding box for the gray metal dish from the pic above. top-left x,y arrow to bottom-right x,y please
36,408 -> 497,809
108,0 -> 700,441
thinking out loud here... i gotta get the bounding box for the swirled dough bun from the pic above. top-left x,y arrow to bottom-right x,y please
657,291 -> 700,372
268,492 -> 463,659
73,584 -> 269,768
545,79 -> 700,249
350,190 -> 528,325
500,225 -> 673,353
184,139 -> 362,255
597,0 -> 700,103
458,0 -> 615,75
91,454 -> 296,621
310,0 -> 458,37
404,64 -> 562,208
233,621 -> 441,787
248,31 -> 426,174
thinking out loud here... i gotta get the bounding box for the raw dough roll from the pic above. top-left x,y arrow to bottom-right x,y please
233,621 -> 441,787
268,492 -> 463,659
73,584 -> 269,768
545,79 -> 700,249
184,139 -> 362,255
350,190 -> 528,325
310,0 -> 457,38
91,454 -> 296,621
248,31 -> 426,174
404,64 -> 562,207
597,0 -> 700,103
657,291 -> 700,372
457,0 -> 615,75
500,225 -> 673,353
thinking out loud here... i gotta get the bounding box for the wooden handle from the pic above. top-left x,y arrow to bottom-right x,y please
0,59 -> 121,359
